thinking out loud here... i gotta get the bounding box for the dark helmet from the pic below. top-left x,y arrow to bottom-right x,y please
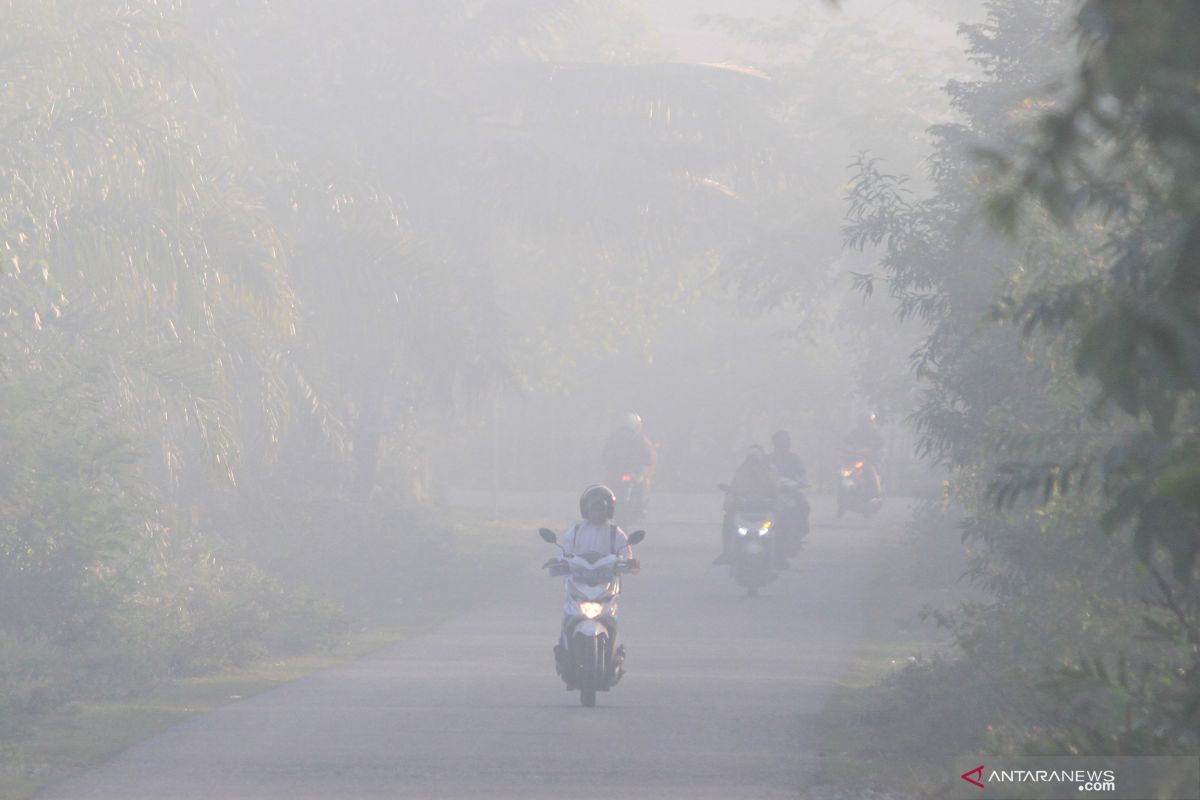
579,484 -> 616,522
771,429 -> 791,451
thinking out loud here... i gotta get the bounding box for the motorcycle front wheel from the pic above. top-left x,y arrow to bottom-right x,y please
574,636 -> 601,707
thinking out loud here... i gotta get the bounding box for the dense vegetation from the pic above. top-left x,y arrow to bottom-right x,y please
0,0 -> 649,732
838,0 -> 1200,790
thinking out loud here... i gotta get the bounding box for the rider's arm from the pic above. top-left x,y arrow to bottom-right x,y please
613,529 -> 636,569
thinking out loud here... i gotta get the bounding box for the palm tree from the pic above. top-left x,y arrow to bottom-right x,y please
0,0 -> 297,506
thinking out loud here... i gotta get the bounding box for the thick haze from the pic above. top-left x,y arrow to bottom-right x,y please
36,2 -> 1200,798
184,0 -> 986,499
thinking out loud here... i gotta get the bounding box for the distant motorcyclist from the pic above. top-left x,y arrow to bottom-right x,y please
602,412 -> 655,523
767,429 -> 811,546
602,412 -> 655,484
553,484 -> 637,674
715,445 -> 783,566
843,413 -> 884,496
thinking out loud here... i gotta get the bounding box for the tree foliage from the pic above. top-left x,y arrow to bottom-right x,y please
845,0 -> 1200,764
992,0 -> 1200,582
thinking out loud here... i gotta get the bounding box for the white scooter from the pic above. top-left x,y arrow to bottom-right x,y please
539,527 -> 645,707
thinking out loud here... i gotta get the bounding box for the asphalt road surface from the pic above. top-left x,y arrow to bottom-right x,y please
37,491 -> 908,800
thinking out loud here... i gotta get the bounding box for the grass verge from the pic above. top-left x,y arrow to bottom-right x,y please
0,507 -> 529,800
813,515 -> 978,798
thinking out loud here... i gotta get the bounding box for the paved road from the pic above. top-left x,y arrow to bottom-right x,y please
38,491 -> 907,800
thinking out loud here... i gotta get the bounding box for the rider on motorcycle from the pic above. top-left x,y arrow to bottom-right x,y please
714,445 -> 784,566
553,485 -> 639,673
767,429 -> 808,485
767,429 -> 811,546
601,412 -> 656,490
844,413 -> 884,496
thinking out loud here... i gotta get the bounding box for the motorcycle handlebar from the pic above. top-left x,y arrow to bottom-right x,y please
543,557 -> 639,576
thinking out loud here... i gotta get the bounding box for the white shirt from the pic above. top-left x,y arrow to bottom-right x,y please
560,521 -> 633,560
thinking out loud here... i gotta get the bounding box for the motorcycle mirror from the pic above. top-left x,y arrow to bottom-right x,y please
627,530 -> 646,545
538,528 -> 558,544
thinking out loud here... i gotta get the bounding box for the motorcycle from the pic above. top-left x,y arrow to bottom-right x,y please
837,455 -> 883,519
718,485 -> 781,597
610,470 -> 648,527
539,527 -> 645,707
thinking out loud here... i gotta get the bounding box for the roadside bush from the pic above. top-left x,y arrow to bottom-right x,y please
0,633 -> 66,736
168,559 -> 349,675
240,466 -> 458,619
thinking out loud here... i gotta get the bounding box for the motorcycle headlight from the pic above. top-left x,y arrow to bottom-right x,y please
580,601 -> 604,620
736,526 -> 750,537
757,520 -> 772,536
841,468 -> 853,478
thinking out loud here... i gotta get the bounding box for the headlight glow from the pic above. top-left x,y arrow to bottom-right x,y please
736,526 -> 750,537
758,522 -> 772,536
580,601 -> 604,619
841,468 -> 853,477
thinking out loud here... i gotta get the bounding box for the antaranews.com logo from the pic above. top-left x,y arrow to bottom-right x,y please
961,764 -> 1116,793
953,757 -> 1199,800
